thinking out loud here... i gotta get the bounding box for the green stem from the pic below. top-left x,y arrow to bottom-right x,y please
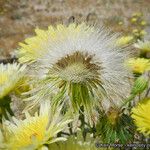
120,94 -> 136,108
79,106 -> 86,141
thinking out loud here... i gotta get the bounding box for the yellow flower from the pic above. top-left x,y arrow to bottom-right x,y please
140,21 -> 147,26
116,36 -> 134,46
140,30 -> 147,36
2,101 -> 72,150
118,21 -> 123,25
132,29 -> 139,36
132,29 -> 138,33
0,63 -> 26,99
18,23 -> 94,63
131,17 -> 137,23
134,40 -> 150,53
131,98 -> 150,136
126,58 -> 150,74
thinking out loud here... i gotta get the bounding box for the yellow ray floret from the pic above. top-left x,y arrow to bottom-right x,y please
0,63 -> 26,99
18,23 -> 93,63
115,36 -> 134,46
2,101 -> 72,150
125,58 -> 150,74
131,98 -> 150,136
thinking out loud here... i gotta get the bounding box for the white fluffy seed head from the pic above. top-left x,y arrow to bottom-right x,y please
20,23 -> 133,112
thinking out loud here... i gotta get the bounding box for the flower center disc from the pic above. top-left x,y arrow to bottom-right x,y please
52,51 -> 101,83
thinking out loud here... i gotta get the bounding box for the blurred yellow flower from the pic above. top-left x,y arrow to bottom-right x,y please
116,36 -> 134,46
118,21 -> 123,25
131,98 -> 150,136
140,30 -> 147,36
3,101 -> 72,150
131,17 -> 137,23
132,29 -> 139,34
134,40 -> 150,52
126,58 -> 150,74
140,21 -> 147,26
0,63 -> 26,99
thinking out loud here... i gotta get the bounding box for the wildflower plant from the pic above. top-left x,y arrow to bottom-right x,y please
1,100 -> 72,150
96,108 -> 135,144
18,23 -> 131,125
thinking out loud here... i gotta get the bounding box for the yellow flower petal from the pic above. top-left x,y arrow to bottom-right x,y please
125,58 -> 150,74
132,98 -> 150,136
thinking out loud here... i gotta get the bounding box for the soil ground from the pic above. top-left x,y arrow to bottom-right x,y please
0,0 -> 150,58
